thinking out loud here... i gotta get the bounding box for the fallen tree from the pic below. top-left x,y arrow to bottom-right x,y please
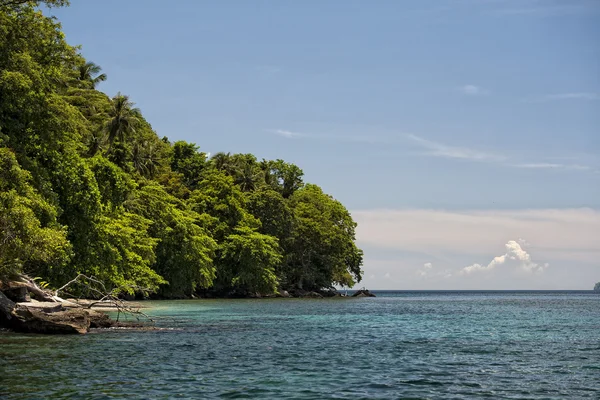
0,274 -> 154,334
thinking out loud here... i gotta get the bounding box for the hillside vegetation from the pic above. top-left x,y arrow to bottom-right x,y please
0,0 -> 363,298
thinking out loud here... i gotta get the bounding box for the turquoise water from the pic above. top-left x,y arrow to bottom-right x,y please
1,291 -> 599,399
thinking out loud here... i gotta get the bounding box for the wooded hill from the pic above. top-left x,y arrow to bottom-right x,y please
0,0 -> 363,298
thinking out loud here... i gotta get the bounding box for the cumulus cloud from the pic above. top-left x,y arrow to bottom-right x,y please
461,240 -> 548,275
416,262 -> 453,279
416,263 -> 432,277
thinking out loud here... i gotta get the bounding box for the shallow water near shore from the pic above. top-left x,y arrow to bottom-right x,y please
1,291 -> 599,399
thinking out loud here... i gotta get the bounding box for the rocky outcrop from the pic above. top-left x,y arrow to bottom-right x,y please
13,306 -> 91,334
352,289 -> 376,297
0,291 -> 89,334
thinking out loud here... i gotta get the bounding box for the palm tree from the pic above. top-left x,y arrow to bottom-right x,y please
132,140 -> 163,178
85,129 -> 108,157
77,62 -> 107,89
105,93 -> 140,149
210,152 -> 232,171
235,162 -> 264,192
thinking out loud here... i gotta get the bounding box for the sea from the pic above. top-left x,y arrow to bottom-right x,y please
1,291 -> 599,399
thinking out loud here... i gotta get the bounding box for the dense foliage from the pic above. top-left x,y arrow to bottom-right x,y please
0,1 -> 363,297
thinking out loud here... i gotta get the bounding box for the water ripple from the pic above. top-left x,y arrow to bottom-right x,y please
1,292 -> 599,399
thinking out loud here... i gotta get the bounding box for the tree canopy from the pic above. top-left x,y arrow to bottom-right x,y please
0,2 -> 363,297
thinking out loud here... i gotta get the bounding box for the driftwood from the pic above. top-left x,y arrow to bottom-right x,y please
0,274 -> 155,334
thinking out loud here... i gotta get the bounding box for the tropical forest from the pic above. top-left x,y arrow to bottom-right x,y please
0,0 -> 363,299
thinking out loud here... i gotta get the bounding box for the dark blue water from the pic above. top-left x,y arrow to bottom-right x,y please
1,291 -> 599,399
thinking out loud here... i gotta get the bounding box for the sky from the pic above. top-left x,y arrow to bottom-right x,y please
49,0 -> 600,290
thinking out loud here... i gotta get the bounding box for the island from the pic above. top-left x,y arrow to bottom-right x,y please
594,283 -> 600,292
0,0 -> 365,335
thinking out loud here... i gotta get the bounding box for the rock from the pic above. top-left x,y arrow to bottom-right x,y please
279,290 -> 291,298
0,290 -> 16,322
1,291 -> 90,334
12,305 -> 90,334
1,282 -> 30,302
352,289 -> 376,297
319,288 -> 340,297
16,302 -> 63,313
87,309 -> 114,328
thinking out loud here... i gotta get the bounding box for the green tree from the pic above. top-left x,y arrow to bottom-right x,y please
0,148 -> 70,278
170,141 -> 208,189
219,226 -> 281,294
188,170 -> 257,242
126,182 -> 217,297
261,159 -> 304,198
285,185 -> 363,290
75,61 -> 107,89
105,93 -> 140,149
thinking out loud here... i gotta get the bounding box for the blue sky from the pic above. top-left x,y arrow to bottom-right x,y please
50,0 -> 600,289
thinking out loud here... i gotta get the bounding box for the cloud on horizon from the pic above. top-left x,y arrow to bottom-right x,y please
353,208 -> 600,289
353,208 -> 600,263
461,240 -> 548,274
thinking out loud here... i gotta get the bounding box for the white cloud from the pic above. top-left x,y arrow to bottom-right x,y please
416,262 -> 453,279
461,240 -> 548,274
513,163 -> 591,171
353,208 -> 600,263
267,129 -> 395,144
416,263 -> 432,277
407,134 -> 504,162
354,208 -> 600,289
407,135 -> 596,172
460,84 -> 489,96
527,93 -> 600,102
271,129 -> 302,138
271,129 -> 596,173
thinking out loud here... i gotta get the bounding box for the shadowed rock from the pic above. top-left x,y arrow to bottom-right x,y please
352,289 -> 376,297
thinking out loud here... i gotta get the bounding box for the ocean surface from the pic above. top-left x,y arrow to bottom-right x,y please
1,291 -> 599,399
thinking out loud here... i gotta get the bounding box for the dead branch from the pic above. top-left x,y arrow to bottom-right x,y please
54,274 -> 154,322
16,275 -> 57,302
